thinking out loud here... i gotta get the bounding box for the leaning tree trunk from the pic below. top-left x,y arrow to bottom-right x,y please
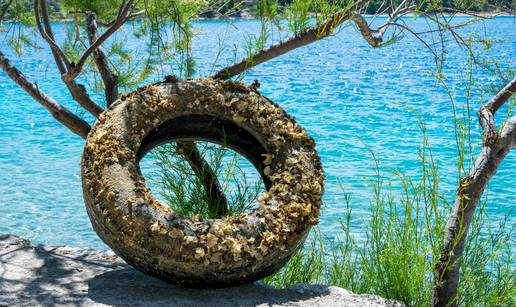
433,78 -> 516,307
176,141 -> 229,217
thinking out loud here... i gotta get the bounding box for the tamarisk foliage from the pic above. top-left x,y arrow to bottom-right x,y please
0,0 -> 514,305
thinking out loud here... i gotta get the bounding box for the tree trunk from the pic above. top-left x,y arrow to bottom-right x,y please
176,141 -> 229,217
433,78 -> 516,306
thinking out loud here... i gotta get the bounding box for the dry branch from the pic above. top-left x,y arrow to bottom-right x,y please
86,12 -> 119,107
0,51 -> 91,139
433,77 -> 516,307
35,0 -> 104,117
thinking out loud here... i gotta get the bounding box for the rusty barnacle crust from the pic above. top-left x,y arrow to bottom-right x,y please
81,78 -> 324,287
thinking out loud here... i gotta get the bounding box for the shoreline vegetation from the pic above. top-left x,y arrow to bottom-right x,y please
1,0 -> 514,24
1,11 -> 514,24
2,14 -> 515,25
151,134 -> 514,307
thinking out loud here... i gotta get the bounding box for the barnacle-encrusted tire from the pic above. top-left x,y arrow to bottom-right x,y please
81,78 -> 324,287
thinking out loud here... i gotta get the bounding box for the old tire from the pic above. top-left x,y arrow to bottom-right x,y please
81,78 -> 324,287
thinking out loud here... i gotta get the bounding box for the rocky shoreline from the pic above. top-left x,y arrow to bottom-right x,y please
0,233 -> 403,306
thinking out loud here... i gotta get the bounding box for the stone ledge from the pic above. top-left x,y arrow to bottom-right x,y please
0,233 -> 403,306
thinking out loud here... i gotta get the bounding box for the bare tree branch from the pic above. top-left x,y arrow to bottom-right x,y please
0,51 -> 91,139
35,0 -> 104,117
212,0 -> 420,80
34,0 -> 72,71
213,0 -> 495,81
433,77 -> 516,307
479,77 -> 516,147
483,77 -> 516,113
213,1 -> 371,79
86,12 -> 119,107
61,76 -> 104,117
351,14 -> 383,47
73,0 -> 135,77
33,0 -> 135,116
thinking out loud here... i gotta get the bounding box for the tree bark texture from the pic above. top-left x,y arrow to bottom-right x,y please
0,51 -> 91,138
433,78 -> 516,306
86,13 -> 119,107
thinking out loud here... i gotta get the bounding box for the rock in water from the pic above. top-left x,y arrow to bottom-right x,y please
0,234 -> 403,306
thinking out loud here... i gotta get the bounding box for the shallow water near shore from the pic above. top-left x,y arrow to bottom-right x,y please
0,18 -> 515,250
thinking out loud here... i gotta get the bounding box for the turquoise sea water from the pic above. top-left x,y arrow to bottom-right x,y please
0,18 -> 515,250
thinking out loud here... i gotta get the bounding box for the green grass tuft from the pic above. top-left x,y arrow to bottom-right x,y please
149,141 -> 263,219
148,137 -> 514,307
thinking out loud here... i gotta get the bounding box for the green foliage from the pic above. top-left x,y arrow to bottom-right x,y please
62,0 -> 122,19
255,0 -> 280,19
5,31 -> 39,55
262,133 -> 514,307
285,0 -> 313,35
148,141 -> 264,219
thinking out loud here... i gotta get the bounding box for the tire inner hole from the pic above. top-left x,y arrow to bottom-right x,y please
138,114 -> 270,218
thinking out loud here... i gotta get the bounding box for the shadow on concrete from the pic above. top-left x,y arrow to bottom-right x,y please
1,233 -> 330,306
87,267 -> 330,306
